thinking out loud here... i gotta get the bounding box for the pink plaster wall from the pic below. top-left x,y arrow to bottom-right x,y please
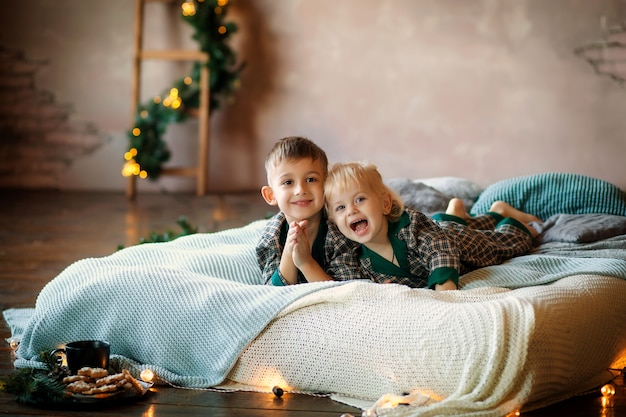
0,0 -> 625,192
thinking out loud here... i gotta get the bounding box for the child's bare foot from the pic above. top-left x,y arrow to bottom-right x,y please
445,198 -> 470,220
489,201 -> 541,238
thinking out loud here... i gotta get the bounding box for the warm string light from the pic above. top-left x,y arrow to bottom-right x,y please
601,383 -> 616,397
181,1 -> 196,17
9,338 -> 19,350
140,368 -> 155,383
162,88 -> 183,109
122,147 -> 147,178
272,386 -> 284,397
600,382 -> 618,411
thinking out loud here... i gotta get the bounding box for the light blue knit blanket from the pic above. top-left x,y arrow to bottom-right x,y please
5,221 -> 626,388
7,220 -> 349,387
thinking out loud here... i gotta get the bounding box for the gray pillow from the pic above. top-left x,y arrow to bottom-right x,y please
416,176 -> 483,201
537,213 -> 626,244
385,178 -> 475,216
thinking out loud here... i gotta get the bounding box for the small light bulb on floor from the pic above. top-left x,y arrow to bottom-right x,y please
9,338 -> 18,350
272,386 -> 284,397
601,383 -> 615,397
140,369 -> 155,382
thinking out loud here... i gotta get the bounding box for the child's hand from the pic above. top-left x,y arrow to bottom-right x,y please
283,220 -> 302,256
278,221 -> 308,285
291,220 -> 312,268
435,280 -> 458,291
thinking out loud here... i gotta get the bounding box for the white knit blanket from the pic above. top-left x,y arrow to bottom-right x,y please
227,275 -> 626,416
5,221 -> 626,416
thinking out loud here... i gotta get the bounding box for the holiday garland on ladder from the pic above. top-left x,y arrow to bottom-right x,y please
122,0 -> 244,180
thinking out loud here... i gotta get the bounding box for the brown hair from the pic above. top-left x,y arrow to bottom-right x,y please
324,161 -> 405,222
264,136 -> 329,181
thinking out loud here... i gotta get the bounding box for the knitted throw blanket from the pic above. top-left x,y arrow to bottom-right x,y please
10,220 -> 349,386
5,221 -> 626,416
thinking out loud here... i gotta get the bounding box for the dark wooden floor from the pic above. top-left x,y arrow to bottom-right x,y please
1,189 -> 624,417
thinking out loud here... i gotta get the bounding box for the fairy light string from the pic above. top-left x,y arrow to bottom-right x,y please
123,0 -> 244,180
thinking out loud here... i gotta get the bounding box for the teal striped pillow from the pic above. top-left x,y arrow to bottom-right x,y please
469,172 -> 626,220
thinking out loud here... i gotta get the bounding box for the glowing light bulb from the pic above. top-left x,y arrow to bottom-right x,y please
218,25 -> 227,34
122,161 -> 136,177
272,386 -> 283,397
184,76 -> 193,85
132,128 -> 141,136
601,383 -> 616,397
181,1 -> 196,16
140,369 -> 154,382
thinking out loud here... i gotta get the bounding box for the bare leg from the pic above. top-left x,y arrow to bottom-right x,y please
489,200 -> 541,238
489,201 -> 542,223
445,198 -> 470,220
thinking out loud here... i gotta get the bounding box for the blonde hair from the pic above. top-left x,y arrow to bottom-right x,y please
264,136 -> 328,182
324,161 -> 405,222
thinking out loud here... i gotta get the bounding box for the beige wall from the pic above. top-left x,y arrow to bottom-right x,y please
1,0 -> 625,192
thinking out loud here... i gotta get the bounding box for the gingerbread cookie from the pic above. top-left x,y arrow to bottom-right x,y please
77,367 -> 108,379
122,369 -> 145,394
66,380 -> 95,394
83,383 -> 119,395
62,375 -> 93,384
95,372 -> 125,387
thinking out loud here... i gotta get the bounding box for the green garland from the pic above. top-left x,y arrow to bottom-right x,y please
116,215 -> 198,250
123,0 -> 244,180
0,351 -> 67,406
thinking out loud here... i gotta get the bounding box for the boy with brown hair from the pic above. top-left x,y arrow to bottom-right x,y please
256,136 -> 350,285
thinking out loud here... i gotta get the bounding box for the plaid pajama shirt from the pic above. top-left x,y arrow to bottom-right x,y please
326,208 -> 533,289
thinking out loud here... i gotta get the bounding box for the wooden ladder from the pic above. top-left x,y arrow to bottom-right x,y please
127,0 -> 210,199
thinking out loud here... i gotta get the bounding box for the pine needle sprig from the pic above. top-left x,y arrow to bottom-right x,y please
116,215 -> 199,250
1,367 -> 66,405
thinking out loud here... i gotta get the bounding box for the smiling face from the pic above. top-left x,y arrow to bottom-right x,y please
261,157 -> 326,224
326,178 -> 392,246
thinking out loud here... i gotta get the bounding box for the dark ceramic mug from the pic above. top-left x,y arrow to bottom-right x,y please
51,340 -> 110,374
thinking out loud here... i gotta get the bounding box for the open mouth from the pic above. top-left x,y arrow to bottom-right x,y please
350,219 -> 368,233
